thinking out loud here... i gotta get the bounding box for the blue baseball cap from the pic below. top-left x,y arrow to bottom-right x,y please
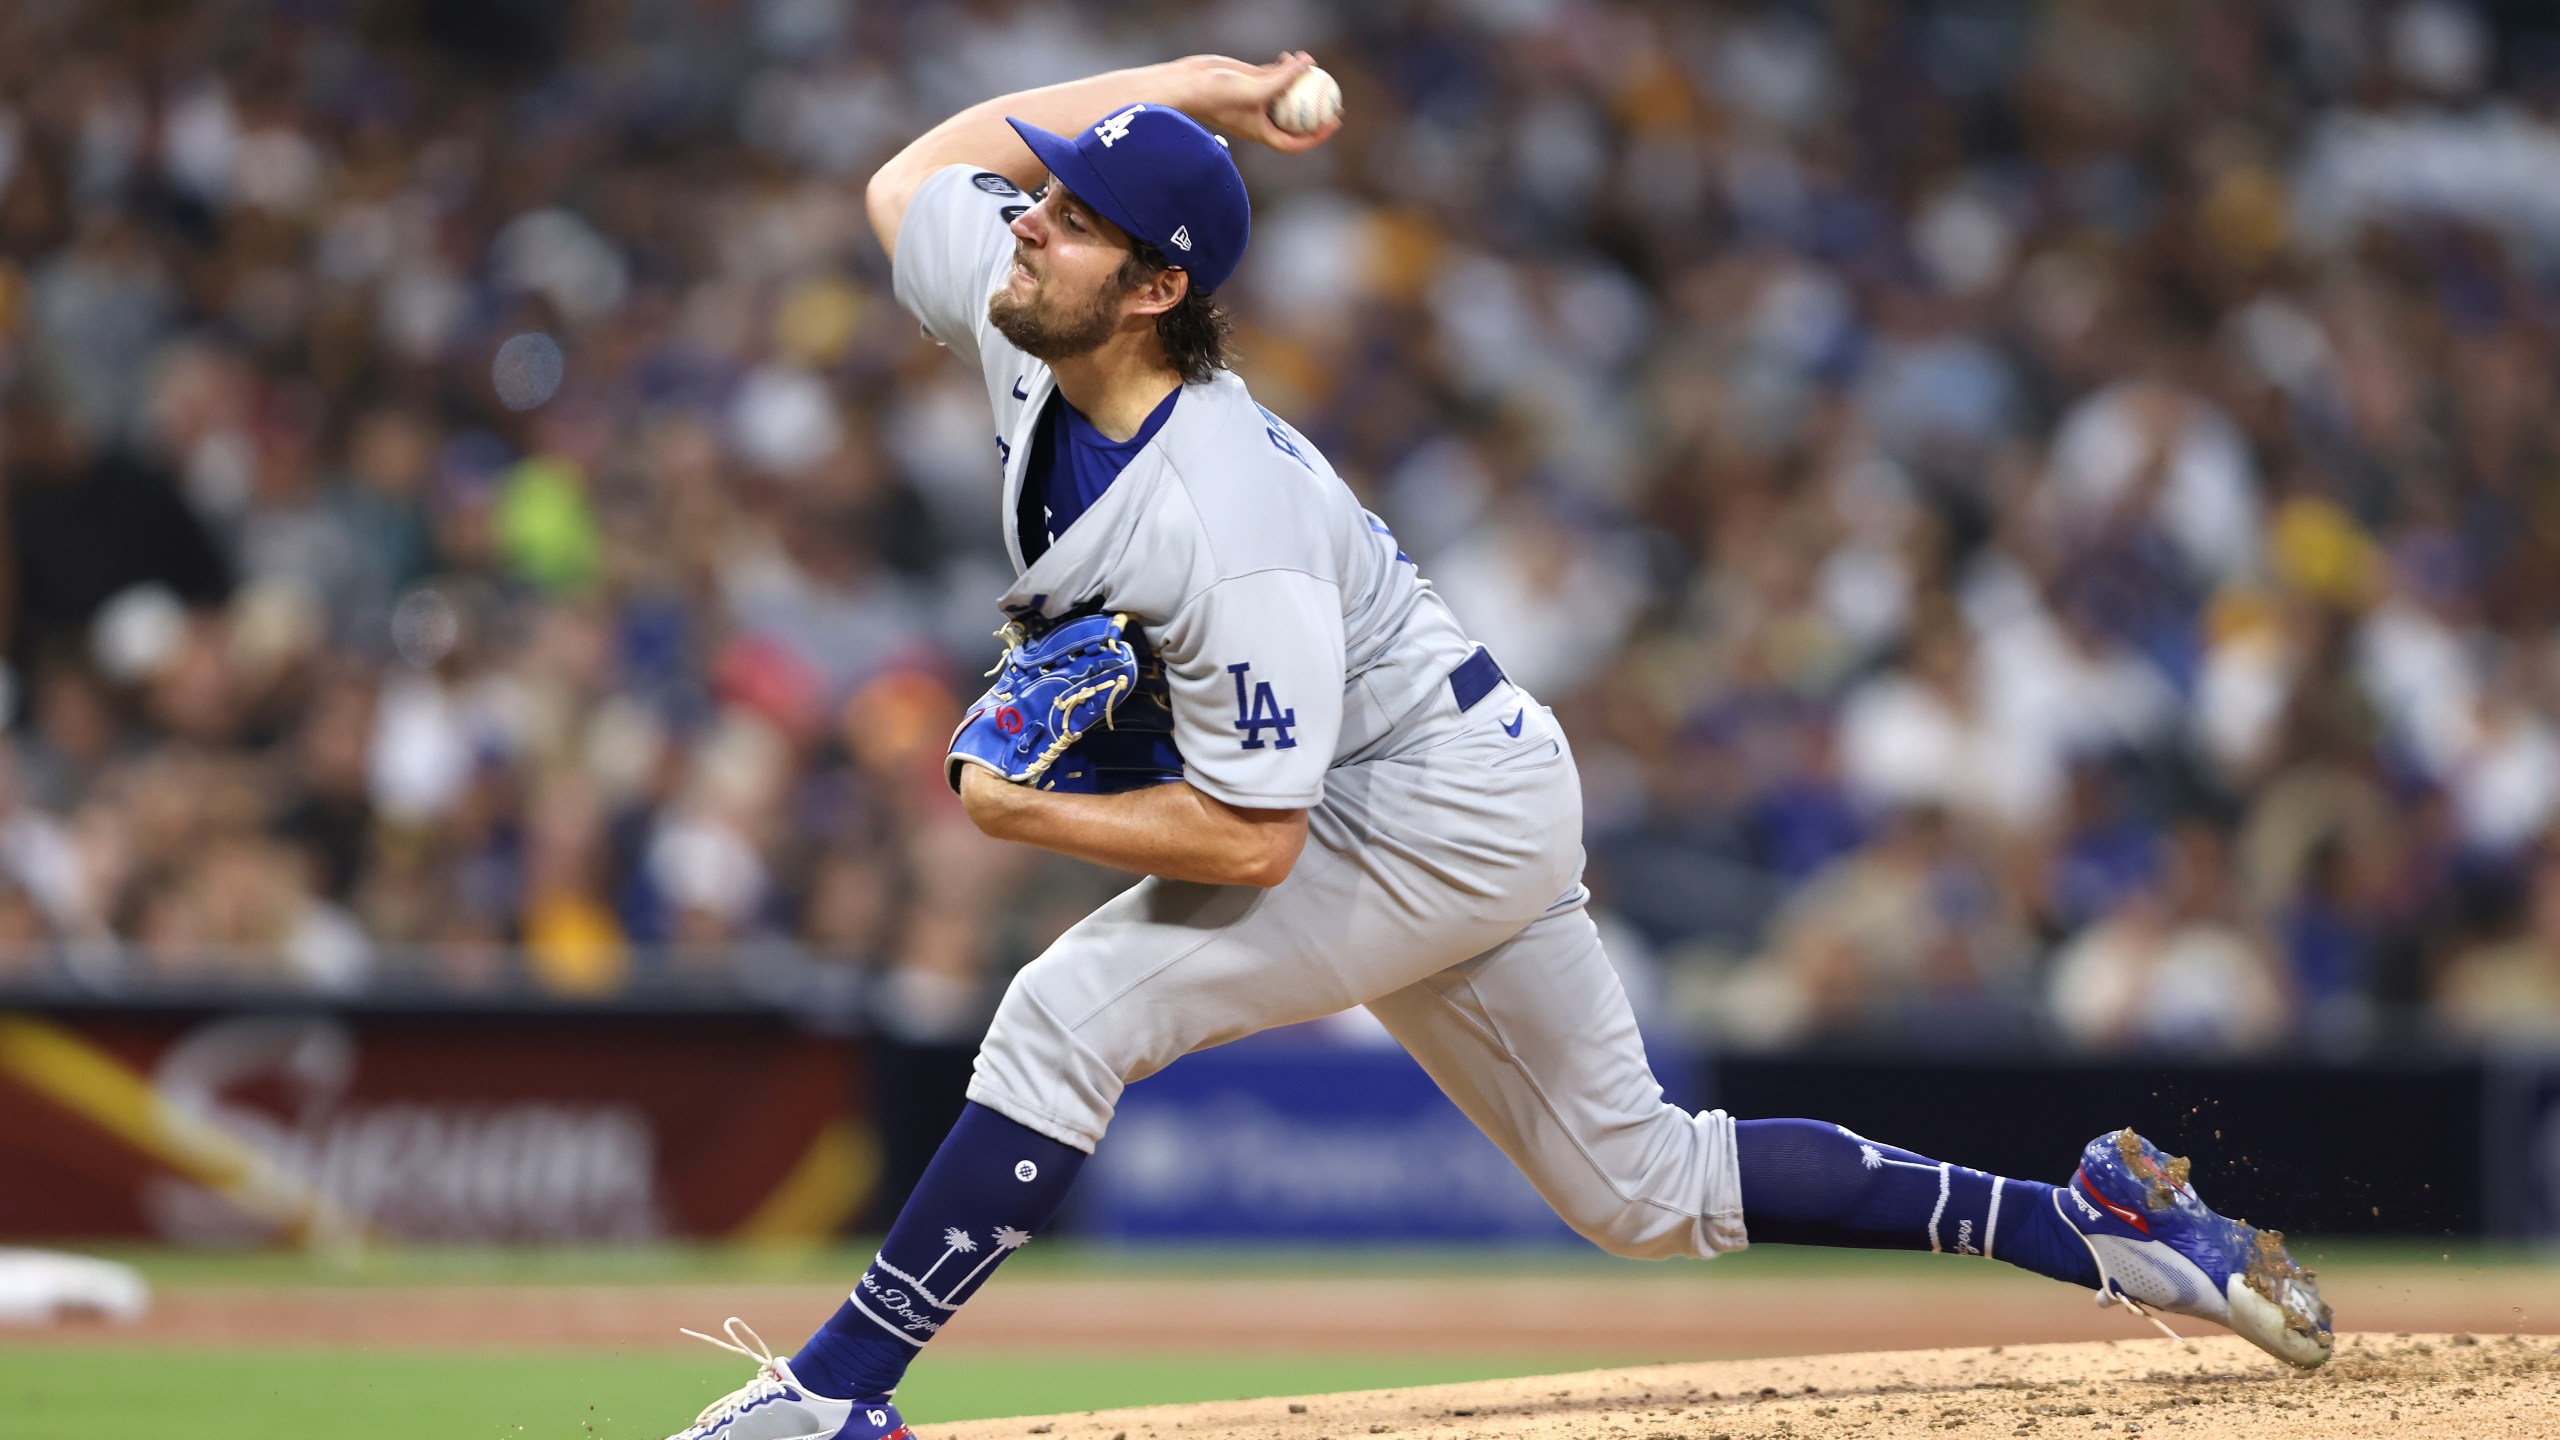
1006,104 -> 1251,295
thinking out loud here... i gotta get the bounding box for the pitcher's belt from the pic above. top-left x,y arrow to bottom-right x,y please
1447,646 -> 1505,712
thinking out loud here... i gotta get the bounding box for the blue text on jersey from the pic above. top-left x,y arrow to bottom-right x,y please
1367,517 -> 1414,565
1257,404 -> 1313,472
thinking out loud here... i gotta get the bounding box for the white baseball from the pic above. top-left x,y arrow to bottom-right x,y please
1268,65 -> 1341,136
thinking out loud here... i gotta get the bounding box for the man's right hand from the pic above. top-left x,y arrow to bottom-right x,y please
1168,52 -> 1344,156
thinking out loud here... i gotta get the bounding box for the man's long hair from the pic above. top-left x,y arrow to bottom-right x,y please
1120,244 -> 1232,386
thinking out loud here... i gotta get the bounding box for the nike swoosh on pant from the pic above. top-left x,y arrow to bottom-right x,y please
1501,709 -> 1525,738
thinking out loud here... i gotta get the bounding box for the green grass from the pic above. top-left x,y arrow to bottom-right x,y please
78,1235 -> 2558,1290
0,1346 -> 1625,1439
16,1241 -> 2552,1438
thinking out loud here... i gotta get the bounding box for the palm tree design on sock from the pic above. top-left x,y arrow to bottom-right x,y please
948,1226 -> 1033,1301
913,1228 -> 979,1296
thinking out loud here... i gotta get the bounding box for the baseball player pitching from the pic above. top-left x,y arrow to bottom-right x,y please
666,53 -> 2333,1440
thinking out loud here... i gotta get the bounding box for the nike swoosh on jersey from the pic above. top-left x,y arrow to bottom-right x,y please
1501,709 -> 1525,738
1012,375 -> 1030,400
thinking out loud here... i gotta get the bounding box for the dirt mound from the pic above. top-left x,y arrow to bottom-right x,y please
926,1333 -> 2560,1440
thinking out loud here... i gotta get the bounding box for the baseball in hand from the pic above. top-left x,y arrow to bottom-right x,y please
1268,65 -> 1341,136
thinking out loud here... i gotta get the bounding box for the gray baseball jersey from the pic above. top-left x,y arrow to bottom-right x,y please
895,164 -> 1482,808
895,162 -> 1745,1260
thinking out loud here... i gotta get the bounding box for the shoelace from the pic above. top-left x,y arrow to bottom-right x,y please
679,1317 -> 796,1430
2048,1189 -> 2186,1345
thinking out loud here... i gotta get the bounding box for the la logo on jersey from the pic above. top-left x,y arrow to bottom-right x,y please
1227,662 -> 1297,750
1095,105 -> 1146,147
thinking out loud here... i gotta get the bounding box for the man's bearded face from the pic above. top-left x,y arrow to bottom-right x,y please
988,254 -> 1124,361
987,185 -> 1135,363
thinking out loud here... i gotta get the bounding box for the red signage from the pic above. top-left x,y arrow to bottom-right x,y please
0,1009 -> 873,1245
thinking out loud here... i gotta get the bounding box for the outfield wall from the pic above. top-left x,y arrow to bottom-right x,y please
0,1003 -> 2552,1244
1076,1030 -> 2506,1242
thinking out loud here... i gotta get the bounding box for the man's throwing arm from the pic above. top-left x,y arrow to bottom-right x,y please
865,53 -> 1340,261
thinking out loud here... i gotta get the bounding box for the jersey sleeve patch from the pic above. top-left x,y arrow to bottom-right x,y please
1158,570 -> 1344,809
1225,662 -> 1299,750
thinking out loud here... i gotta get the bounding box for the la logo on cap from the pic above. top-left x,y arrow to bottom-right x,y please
1095,105 -> 1145,147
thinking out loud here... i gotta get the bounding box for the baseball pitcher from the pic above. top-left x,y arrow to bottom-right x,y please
665,52 -> 2333,1440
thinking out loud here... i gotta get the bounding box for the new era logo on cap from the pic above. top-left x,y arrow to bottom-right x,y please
1169,226 -> 1191,251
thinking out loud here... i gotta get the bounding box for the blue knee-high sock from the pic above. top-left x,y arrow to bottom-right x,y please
789,1102 -> 1086,1402
1735,1118 -> 2098,1288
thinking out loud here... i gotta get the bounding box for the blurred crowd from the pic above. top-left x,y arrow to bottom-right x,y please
3,0 -> 2560,1054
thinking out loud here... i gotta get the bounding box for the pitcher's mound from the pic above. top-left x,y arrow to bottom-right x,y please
928,1333 -> 2558,1440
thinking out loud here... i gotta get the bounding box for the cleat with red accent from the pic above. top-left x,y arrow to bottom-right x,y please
2054,1129 -> 2335,1369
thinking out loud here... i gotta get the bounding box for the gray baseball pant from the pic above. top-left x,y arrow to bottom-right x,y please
966,687 -> 1748,1261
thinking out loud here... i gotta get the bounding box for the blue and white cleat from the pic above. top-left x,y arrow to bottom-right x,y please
2054,1129 -> 2334,1369
668,1317 -> 913,1440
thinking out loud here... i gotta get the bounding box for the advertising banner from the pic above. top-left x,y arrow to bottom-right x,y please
0,1008 -> 873,1245
1076,1029 -> 1582,1244
2485,1056 -> 2560,1241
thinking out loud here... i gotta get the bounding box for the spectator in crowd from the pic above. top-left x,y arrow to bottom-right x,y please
2438,843 -> 2560,1044
1714,805 -> 2033,1049
2046,819 -> 2291,1053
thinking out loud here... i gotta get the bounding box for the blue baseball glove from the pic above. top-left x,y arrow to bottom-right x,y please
1039,633 -> 1182,794
947,611 -> 1184,795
